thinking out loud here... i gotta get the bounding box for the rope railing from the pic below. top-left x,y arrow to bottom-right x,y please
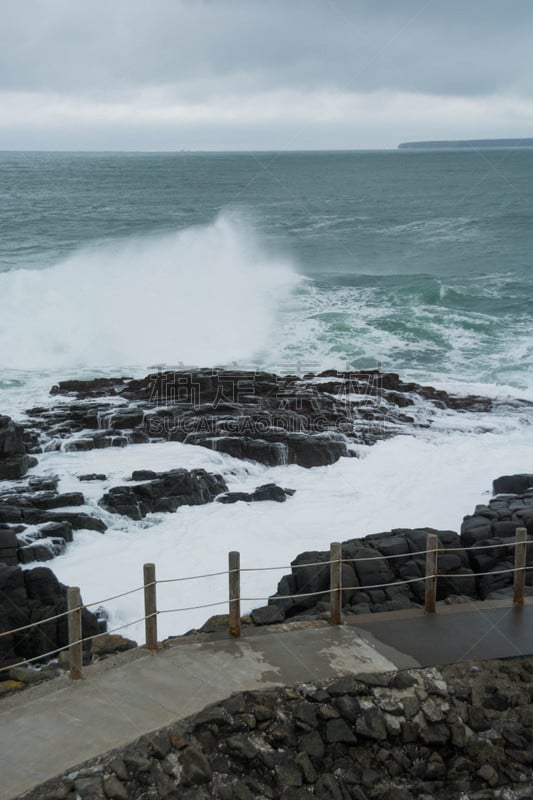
157,569 -> 233,584
0,615 -> 149,675
0,605 -> 77,639
341,575 -> 432,592
0,528 -> 529,682
158,600 -> 229,614
84,584 -> 147,609
343,547 -> 437,563
241,588 -> 333,603
437,565 -> 533,579
443,541 -> 519,553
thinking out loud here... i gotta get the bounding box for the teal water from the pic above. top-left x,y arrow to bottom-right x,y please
1,151 -> 532,636
0,150 -> 532,397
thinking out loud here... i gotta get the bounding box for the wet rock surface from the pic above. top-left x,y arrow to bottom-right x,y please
17,657 -> 533,800
0,370 -> 530,704
1,368 -> 509,569
0,414 -> 37,480
99,468 -> 227,520
0,564 -> 104,673
24,369 -> 506,468
0,474 -> 105,567
217,483 -> 294,504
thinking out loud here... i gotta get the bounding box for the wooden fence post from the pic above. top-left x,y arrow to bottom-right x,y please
330,542 -> 342,625
67,586 -> 83,680
513,527 -> 528,605
229,551 -> 241,637
425,533 -> 438,614
143,563 -> 158,650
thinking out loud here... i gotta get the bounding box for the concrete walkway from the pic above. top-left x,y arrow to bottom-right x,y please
1,599 -> 532,800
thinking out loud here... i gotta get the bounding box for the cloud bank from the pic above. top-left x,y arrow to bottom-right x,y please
1,0 -> 532,149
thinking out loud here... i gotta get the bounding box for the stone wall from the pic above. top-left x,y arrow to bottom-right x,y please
18,658 -> 533,800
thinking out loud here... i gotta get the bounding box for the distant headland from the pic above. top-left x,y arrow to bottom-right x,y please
398,138 -> 533,150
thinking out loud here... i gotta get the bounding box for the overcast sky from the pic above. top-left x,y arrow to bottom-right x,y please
1,0 -> 532,150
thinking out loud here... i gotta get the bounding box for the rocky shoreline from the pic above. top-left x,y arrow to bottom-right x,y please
16,657 -> 533,800
1,368 -> 529,570
1,467 -> 531,691
246,474 -> 533,628
1,370 -> 532,683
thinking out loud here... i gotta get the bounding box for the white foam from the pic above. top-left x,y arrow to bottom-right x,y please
0,214 -> 299,370
28,420 -> 533,645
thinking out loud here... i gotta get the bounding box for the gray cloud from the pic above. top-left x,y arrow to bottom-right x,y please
0,0 -> 532,148
2,0 -> 532,96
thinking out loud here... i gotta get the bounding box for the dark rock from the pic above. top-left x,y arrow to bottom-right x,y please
192,705 -> 228,727
355,708 -> 387,741
419,724 -> 450,745
100,468 -> 227,519
131,470 -> 158,481
18,538 -> 66,564
354,672 -> 392,688
74,776 -> 104,799
493,475 -> 533,495
217,483 -> 293,504
284,433 -> 350,468
38,521 -> 74,543
274,756 -> 303,787
0,528 -> 19,565
178,746 -> 212,786
226,734 -> 259,761
468,705 -> 490,732
64,439 -> 95,452
91,634 -> 137,657
40,512 -> 107,533
102,774 -> 128,799
250,604 -> 286,625
299,729 -> 325,758
109,759 -> 128,781
325,718 -> 357,744
389,672 -> 418,690
41,781 -> 73,799
484,688 -> 510,711
294,701 -> 319,730
327,676 -> 367,696
294,751 -> 317,784
460,515 -> 492,547
314,773 -> 348,799
79,474 -> 107,482
0,414 -> 37,480
29,369 -> 502,472
507,747 -> 533,765
122,752 -> 152,772
30,492 -> 85,510
109,409 -> 144,430
0,564 -> 103,670
290,551 -> 330,609
50,377 -> 131,396
424,752 -> 446,780
333,695 -> 361,723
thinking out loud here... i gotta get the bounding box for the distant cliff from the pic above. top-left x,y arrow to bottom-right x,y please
398,138 -> 533,150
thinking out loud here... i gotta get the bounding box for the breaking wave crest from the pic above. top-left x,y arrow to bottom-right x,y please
0,215 -> 299,369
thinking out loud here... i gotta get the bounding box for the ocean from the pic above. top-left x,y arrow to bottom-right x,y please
1,149 -> 532,640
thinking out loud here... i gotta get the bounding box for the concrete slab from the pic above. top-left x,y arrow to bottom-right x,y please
352,599 -> 533,666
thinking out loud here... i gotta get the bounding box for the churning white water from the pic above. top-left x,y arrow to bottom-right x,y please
1,149 -> 532,647
0,214 -> 299,369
